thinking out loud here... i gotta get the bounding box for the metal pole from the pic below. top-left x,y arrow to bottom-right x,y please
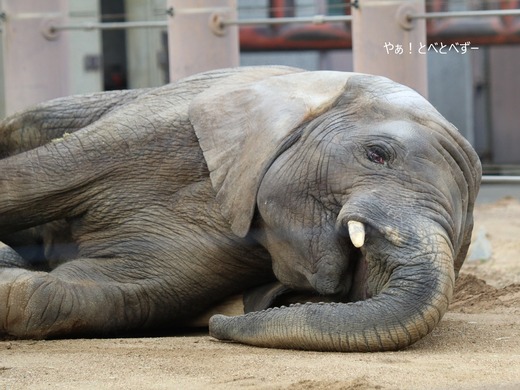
167,0 -> 239,81
409,9 -> 520,20
481,176 -> 520,184
39,8 -> 520,32
50,20 -> 168,31
221,14 -> 353,26
352,0 -> 428,98
44,15 -> 354,33
1,0 -> 70,115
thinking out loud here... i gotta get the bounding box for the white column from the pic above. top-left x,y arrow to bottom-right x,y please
167,0 -> 239,81
125,0 -> 169,88
1,0 -> 70,115
352,0 -> 428,97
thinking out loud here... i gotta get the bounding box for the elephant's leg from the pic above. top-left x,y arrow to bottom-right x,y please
0,91 -> 151,263
0,257 -> 185,338
0,243 -> 32,269
0,89 -> 149,157
0,113 -> 135,236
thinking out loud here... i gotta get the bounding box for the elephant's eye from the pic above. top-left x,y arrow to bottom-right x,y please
366,146 -> 388,165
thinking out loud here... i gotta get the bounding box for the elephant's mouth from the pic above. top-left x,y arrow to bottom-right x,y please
346,245 -> 371,302
245,213 -> 402,313
244,241 -> 372,313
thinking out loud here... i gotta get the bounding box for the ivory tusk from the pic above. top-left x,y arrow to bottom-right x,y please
347,221 -> 365,248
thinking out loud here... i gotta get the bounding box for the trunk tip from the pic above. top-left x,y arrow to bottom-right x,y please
209,314 -> 231,340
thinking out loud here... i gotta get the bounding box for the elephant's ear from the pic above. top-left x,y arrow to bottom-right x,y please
190,69 -> 353,237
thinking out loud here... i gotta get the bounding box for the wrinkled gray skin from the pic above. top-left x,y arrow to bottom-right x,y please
0,66 -> 481,352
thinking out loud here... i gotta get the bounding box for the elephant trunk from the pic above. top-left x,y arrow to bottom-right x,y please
209,235 -> 455,352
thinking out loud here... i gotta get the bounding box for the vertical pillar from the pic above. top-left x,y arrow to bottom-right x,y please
352,0 -> 428,97
126,0 -> 168,88
167,0 -> 239,81
1,0 -> 70,115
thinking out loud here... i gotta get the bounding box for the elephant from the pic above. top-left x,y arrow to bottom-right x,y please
0,66 -> 481,352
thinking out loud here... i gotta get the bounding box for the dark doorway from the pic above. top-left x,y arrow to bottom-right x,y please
101,0 -> 128,90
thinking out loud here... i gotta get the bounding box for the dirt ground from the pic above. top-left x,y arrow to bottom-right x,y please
1,198 -> 519,390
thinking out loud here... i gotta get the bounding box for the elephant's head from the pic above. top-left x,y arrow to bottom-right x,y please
189,68 -> 481,352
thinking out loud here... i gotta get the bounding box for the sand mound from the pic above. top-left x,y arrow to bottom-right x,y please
452,272 -> 520,313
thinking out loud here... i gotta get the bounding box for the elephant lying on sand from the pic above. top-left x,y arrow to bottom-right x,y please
0,66 -> 481,352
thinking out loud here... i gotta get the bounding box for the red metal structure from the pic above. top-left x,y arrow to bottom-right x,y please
239,0 -> 520,51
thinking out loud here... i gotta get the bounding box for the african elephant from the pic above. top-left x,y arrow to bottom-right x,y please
0,66 -> 481,352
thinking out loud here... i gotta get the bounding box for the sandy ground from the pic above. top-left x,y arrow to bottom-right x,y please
1,197 -> 519,390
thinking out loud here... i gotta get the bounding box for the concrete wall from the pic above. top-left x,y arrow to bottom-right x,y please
427,51 -> 474,145
488,46 -> 520,165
